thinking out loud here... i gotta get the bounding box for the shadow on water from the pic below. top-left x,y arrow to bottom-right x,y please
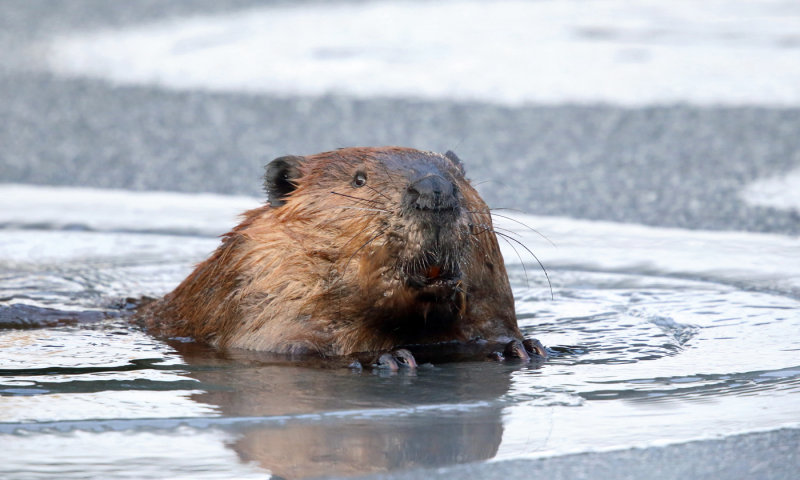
0,303 -> 126,329
167,341 -> 528,479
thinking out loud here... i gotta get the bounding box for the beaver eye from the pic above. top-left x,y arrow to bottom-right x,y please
352,171 -> 367,188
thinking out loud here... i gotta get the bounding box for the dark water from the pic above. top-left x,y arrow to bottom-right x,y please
1,223 -> 799,479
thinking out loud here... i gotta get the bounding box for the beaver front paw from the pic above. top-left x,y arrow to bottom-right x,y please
374,348 -> 418,371
492,338 -> 548,361
523,338 -> 548,358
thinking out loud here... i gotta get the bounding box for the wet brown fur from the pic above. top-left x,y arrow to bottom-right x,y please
136,147 -> 522,356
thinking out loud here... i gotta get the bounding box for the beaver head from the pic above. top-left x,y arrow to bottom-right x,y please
263,147 -> 479,305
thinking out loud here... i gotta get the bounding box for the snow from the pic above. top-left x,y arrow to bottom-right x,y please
46,0 -> 800,106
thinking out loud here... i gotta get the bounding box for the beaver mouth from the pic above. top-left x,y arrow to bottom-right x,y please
404,264 -> 462,290
412,204 -> 460,214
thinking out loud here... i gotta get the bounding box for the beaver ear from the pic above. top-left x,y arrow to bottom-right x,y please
445,150 -> 466,175
264,155 -> 304,207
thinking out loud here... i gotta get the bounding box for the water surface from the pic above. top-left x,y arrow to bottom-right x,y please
1,186 -> 799,479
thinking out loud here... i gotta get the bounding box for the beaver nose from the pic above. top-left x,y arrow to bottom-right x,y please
406,175 -> 458,211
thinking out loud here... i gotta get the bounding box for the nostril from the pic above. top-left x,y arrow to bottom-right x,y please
406,185 -> 420,202
406,175 -> 458,211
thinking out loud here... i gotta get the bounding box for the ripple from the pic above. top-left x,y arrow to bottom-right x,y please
579,366 -> 800,403
2,210 -> 800,478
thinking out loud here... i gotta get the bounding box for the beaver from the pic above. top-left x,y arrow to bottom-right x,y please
137,146 -> 546,368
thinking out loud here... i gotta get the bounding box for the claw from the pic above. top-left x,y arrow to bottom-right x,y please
348,360 -> 363,370
392,348 -> 417,369
523,338 -> 548,358
487,351 -> 504,361
504,339 -> 530,361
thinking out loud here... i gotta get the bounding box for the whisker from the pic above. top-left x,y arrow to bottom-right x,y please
329,191 -> 384,206
327,206 -> 391,214
469,223 -> 494,236
496,232 -> 529,289
488,207 -> 524,213
491,225 -> 524,239
491,213 -> 556,247
471,179 -> 507,188
495,231 -> 554,301
466,209 -> 555,247
364,184 -> 392,202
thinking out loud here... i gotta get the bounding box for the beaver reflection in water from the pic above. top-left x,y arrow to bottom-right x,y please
138,147 -> 546,368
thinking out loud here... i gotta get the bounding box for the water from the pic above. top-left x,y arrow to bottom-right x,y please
2,186 -> 799,479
